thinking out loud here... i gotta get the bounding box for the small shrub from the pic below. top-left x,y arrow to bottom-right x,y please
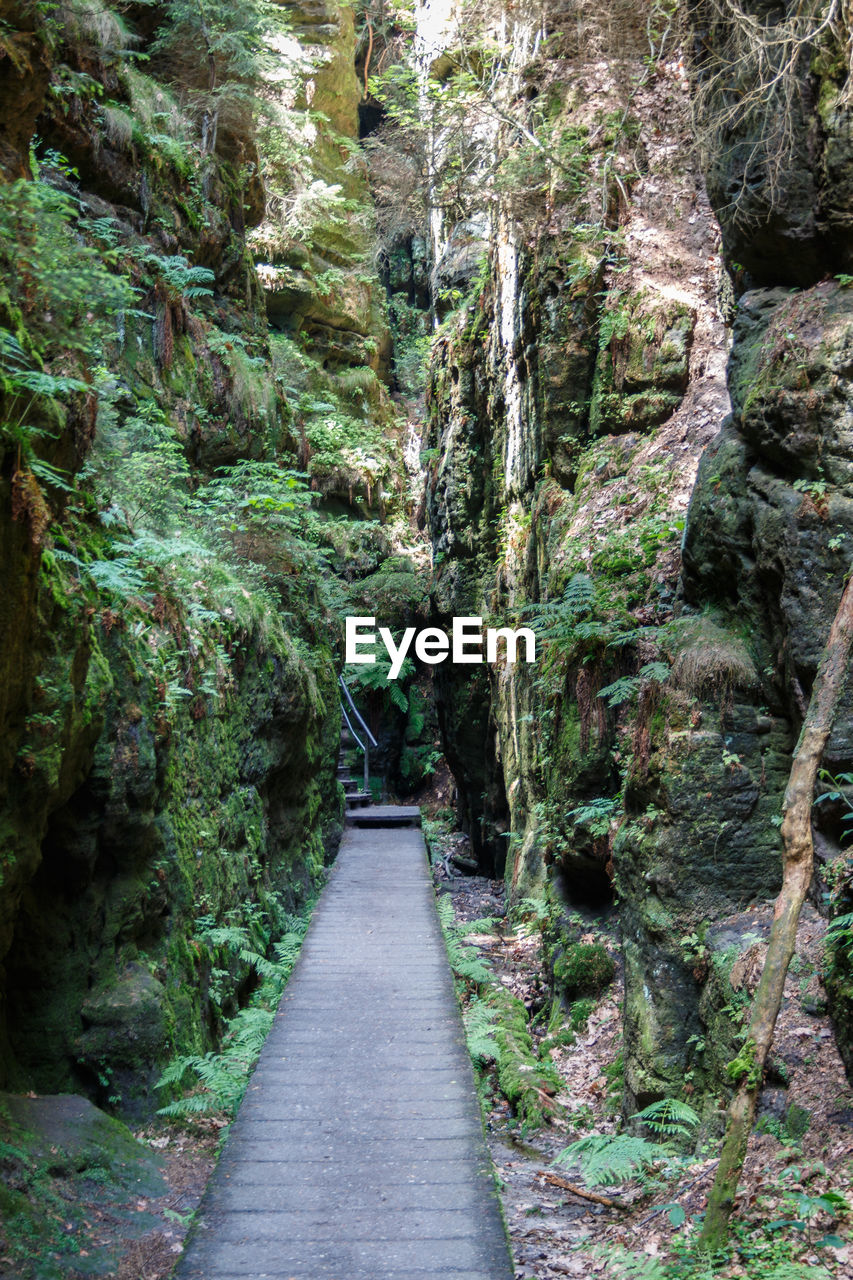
569,996 -> 597,1032
553,942 -> 615,1000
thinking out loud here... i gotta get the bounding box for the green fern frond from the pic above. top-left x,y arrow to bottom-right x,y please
436,894 -> 455,930
633,1098 -> 700,1140
827,911 -> 853,959
445,932 -> 491,984
158,1092 -> 219,1118
598,1248 -> 669,1280
436,895 -> 491,984
389,681 -> 408,712
464,997 -> 498,1064
87,554 -> 149,599
158,913 -> 309,1121
459,916 -> 502,935
273,931 -> 305,969
555,1133 -> 670,1186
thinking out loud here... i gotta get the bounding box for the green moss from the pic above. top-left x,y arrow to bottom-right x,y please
0,1094 -> 167,1274
488,987 -> 562,1130
553,942 -> 615,1000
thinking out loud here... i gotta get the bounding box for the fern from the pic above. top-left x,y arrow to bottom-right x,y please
463,996 -> 499,1064
29,458 -> 74,493
436,895 -> 491,984
447,933 -> 492,985
555,1133 -> 670,1186
567,796 -> 618,837
760,1264 -> 834,1280
157,1005 -> 275,1117
557,1096 -> 700,1187
273,932 -> 305,969
87,554 -> 149,600
826,911 -> 853,960
633,1098 -> 700,1140
158,911 -> 310,1119
459,916 -> 502,936
596,675 -> 641,708
136,251 -> 215,302
524,573 -> 597,648
523,573 -> 644,667
595,1248 -> 669,1280
435,892 -> 455,932
130,532 -> 212,566
201,926 -> 282,980
346,652 -> 413,712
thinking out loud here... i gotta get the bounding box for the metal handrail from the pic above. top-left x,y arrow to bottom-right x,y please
340,701 -> 366,757
339,675 -> 378,746
339,675 -> 376,793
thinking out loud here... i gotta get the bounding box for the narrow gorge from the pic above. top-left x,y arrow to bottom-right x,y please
1,0 -> 853,1276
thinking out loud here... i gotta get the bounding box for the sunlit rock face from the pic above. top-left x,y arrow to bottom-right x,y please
255,0 -> 391,378
416,0 -> 853,1109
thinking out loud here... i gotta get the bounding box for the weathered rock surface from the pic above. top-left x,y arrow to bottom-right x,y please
0,3 -> 342,1110
688,0 -> 853,284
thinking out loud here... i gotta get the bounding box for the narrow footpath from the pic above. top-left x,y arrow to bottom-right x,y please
174,815 -> 515,1280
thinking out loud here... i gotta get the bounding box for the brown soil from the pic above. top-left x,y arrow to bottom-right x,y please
112,1125 -> 219,1280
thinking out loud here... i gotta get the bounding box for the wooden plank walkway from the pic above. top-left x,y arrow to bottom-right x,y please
174,816 -> 514,1280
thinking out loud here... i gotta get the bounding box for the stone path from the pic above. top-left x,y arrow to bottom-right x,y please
174,818 -> 515,1280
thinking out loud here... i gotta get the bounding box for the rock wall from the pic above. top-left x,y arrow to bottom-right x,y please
419,0 -> 853,1107
0,0 -> 345,1110
677,0 -> 853,1081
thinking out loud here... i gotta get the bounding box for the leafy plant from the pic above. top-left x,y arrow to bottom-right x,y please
553,942 -> 615,999
157,910 -> 309,1118
524,573 -> 643,669
0,175 -> 132,361
555,1098 -> 699,1187
436,894 -> 492,986
136,251 -> 215,303
598,661 -> 669,707
566,796 -> 619,837
634,1098 -> 700,1141
555,1130 -> 671,1186
151,0 -> 286,155
463,995 -> 499,1065
346,651 -> 414,713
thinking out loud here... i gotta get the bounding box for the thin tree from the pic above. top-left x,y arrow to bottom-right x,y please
700,569 -> 853,1249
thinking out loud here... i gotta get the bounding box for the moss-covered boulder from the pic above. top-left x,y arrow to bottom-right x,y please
553,942 -> 615,1001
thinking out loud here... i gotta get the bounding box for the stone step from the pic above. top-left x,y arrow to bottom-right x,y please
345,792 -> 372,808
345,805 -> 422,829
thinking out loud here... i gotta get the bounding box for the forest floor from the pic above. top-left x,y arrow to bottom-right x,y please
431,824 -> 853,1280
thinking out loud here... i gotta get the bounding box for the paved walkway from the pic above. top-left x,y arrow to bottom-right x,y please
175,819 -> 514,1280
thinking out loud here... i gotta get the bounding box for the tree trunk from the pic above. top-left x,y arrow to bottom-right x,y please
699,571 -> 853,1250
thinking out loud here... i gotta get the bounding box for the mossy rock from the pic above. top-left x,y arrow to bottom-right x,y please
729,283 -> 853,487
0,1093 -> 165,1193
553,942 -> 615,1000
664,613 -> 758,698
0,1093 -> 167,1277
75,964 -> 167,1071
487,988 -> 562,1129
589,292 -> 694,436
